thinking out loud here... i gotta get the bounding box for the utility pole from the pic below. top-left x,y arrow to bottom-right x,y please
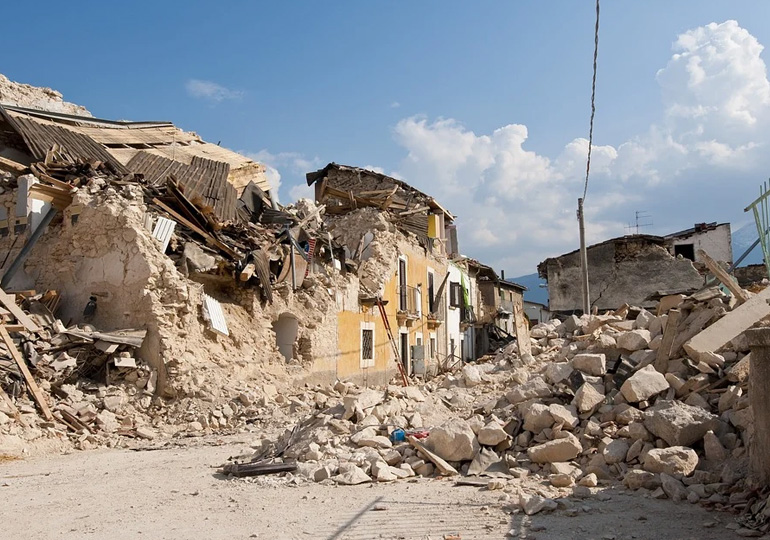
578,198 -> 590,314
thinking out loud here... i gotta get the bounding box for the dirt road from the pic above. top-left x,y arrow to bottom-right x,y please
0,436 -> 753,540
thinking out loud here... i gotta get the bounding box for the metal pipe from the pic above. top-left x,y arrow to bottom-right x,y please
1,208 -> 57,289
578,198 -> 590,314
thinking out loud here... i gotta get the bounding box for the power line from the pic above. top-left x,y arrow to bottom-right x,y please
582,0 -> 600,200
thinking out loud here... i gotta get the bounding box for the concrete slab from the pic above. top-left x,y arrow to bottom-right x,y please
684,286 -> 770,362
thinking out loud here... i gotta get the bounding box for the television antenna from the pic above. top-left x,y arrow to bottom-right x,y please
625,211 -> 653,235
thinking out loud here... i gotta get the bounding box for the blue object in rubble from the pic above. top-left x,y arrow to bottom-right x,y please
390,428 -> 406,443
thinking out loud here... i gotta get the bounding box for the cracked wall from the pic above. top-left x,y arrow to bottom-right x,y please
544,237 -> 704,313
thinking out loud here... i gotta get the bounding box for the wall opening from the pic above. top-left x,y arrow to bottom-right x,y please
273,313 -> 299,362
674,243 -> 695,261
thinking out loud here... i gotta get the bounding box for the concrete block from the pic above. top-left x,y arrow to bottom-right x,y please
685,286 -> 770,362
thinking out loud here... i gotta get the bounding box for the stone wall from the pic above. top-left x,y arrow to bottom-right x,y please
544,237 -> 704,313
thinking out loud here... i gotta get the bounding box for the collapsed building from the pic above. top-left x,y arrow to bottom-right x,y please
538,228 -> 735,314
0,74 -> 533,449
4,76 -> 770,536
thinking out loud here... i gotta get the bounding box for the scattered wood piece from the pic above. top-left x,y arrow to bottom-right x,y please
454,478 -> 489,487
152,198 -> 240,259
239,263 -> 256,282
697,249 -> 749,304
0,288 -> 41,333
63,328 -> 147,347
0,386 -> 20,420
57,409 -> 93,433
407,435 -> 458,476
0,326 -> 52,420
218,460 -> 297,477
654,308 -> 681,374
0,156 -> 28,175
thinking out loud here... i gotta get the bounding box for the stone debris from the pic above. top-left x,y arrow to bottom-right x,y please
0,76 -> 766,536
202,285 -> 765,531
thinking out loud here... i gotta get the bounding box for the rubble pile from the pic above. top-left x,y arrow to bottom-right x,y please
0,74 -> 92,116
219,286 -> 766,528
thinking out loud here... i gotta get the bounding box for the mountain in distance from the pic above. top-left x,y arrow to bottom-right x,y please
510,272 -> 548,306
732,222 -> 764,266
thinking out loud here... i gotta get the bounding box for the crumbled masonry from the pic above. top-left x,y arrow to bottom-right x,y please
3,73 -> 770,537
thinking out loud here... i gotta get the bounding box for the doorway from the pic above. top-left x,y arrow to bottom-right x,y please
273,313 -> 299,361
400,331 -> 409,375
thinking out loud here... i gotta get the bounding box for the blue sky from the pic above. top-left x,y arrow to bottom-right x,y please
4,1 -> 770,275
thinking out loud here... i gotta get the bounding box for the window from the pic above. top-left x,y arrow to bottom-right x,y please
429,334 -> 437,359
674,243 -> 695,261
398,257 -> 407,310
360,322 -> 375,368
427,270 -> 435,313
449,281 -> 462,308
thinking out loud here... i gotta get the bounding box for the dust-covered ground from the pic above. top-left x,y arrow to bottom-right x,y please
0,435 -> 753,540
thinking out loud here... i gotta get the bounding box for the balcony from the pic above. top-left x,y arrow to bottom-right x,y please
396,285 -> 421,325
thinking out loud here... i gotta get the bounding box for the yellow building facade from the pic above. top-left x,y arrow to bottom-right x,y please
336,240 -> 448,386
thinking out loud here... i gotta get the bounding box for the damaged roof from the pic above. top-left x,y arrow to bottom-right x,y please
306,163 -> 455,221
537,234 -> 666,278
664,221 -> 729,240
0,104 -> 271,199
464,257 -> 527,291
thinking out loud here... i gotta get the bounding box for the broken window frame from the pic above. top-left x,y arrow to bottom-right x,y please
398,256 -> 408,311
449,281 -> 462,308
427,269 -> 435,313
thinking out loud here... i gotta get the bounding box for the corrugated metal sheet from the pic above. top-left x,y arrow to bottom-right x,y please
127,151 -> 237,222
5,113 -> 128,174
202,294 -> 229,336
151,216 -> 176,253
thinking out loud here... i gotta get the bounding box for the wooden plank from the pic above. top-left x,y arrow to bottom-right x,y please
654,308 -> 681,373
0,288 -> 41,332
0,326 -> 52,420
398,205 -> 430,217
0,155 -> 28,175
239,263 -> 256,282
152,198 -> 240,259
407,435 -> 458,476
697,249 -> 749,305
512,295 -> 532,357
0,385 -> 19,418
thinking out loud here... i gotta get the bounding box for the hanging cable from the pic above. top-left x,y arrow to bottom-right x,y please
582,0 -> 600,200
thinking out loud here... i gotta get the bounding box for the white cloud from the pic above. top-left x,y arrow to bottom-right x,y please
246,150 -> 323,204
392,20 -> 770,276
390,101 -> 401,109
185,79 -> 244,102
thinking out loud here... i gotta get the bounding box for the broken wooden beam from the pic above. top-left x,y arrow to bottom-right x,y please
0,288 -> 40,333
0,325 -> 52,420
0,155 -> 28,175
697,249 -> 749,305
239,263 -> 256,282
152,198 -> 240,259
218,460 -> 297,477
654,308 -> 681,373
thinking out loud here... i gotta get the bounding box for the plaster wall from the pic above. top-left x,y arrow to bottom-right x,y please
668,224 -> 732,264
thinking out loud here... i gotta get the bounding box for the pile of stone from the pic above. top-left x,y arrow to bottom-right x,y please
0,291 -> 165,448
223,285 -> 764,527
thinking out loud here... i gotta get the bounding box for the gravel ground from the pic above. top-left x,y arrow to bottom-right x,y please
0,435 -> 756,540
